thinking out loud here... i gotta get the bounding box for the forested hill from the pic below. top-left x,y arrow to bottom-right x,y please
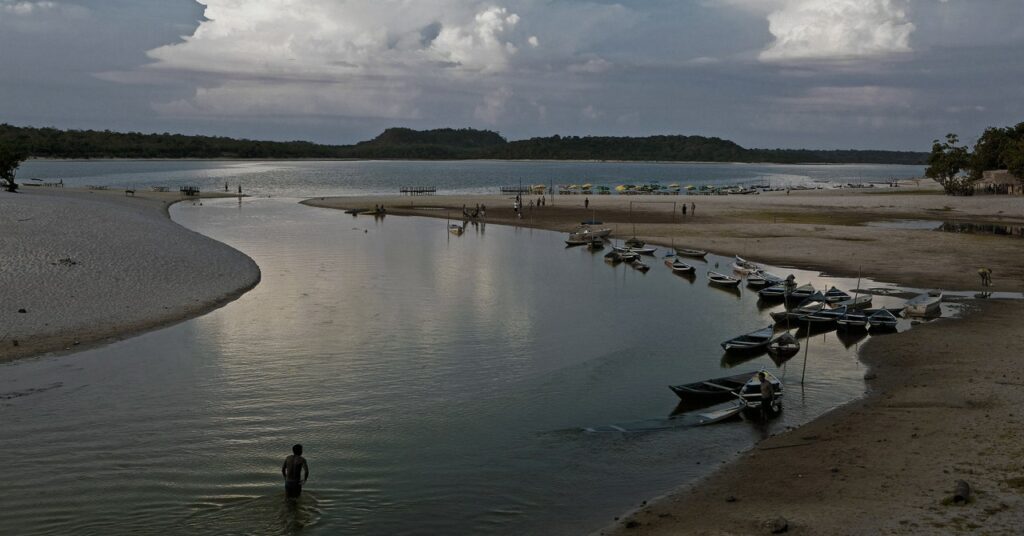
0,124 -> 928,164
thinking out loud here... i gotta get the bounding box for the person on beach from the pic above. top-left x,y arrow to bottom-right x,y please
978,267 -> 993,287
584,197 -> 589,209
758,372 -> 774,421
690,202 -> 695,215
682,204 -> 687,216
282,444 -> 309,499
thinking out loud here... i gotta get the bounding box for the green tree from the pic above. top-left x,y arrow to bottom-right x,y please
926,133 -> 973,195
0,145 -> 28,193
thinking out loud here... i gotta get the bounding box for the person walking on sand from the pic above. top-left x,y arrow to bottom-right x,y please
758,372 -> 774,421
690,202 -> 695,215
282,444 -> 309,498
682,204 -> 687,216
584,197 -> 589,209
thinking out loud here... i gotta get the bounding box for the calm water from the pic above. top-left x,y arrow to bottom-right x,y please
865,219 -> 1024,238
19,159 -> 925,198
0,198 -> 914,535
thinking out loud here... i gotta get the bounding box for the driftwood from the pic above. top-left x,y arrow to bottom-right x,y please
953,480 -> 971,504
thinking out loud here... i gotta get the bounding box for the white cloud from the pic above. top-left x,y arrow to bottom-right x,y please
474,87 -> 513,124
568,58 -> 612,74
581,104 -> 603,120
757,0 -> 915,62
1,1 -> 56,15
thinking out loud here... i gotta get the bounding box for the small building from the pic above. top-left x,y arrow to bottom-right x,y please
974,170 -> 1022,195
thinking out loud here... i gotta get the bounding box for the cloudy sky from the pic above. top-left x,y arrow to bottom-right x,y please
1,0 -> 1021,150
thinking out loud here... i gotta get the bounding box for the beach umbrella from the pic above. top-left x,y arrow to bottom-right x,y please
615,185 -> 627,192
668,183 -> 680,188
582,183 -> 593,189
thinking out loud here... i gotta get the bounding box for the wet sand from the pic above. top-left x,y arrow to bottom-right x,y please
304,186 -> 1024,534
0,187 -> 260,362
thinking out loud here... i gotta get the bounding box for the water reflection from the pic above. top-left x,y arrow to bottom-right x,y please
0,199 -> 913,535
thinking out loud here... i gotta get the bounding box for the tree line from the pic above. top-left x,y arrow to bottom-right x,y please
0,124 -> 927,164
926,122 -> 1024,194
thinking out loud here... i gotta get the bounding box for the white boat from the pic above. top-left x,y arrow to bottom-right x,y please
665,258 -> 695,273
707,271 -> 741,286
629,258 -> 650,272
904,291 -> 942,317
574,226 -> 612,238
448,223 -> 464,235
732,255 -> 760,275
696,398 -> 747,426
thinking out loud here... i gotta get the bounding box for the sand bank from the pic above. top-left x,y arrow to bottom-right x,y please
303,186 -> 1024,292
0,188 -> 260,362
303,187 -> 1024,534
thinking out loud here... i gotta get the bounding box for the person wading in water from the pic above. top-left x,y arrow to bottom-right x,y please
282,444 -> 309,498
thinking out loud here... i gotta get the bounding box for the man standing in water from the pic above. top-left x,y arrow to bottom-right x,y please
758,372 -> 774,421
282,444 -> 309,498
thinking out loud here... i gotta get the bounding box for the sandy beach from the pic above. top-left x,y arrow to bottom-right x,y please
304,186 -> 1024,534
0,187 -> 260,362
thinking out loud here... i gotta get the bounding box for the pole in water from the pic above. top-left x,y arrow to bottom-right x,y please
801,316 -> 811,385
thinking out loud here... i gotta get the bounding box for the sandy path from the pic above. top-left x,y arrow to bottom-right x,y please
0,188 -> 260,362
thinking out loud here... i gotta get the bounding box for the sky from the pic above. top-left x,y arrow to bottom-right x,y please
1,0 -> 1022,150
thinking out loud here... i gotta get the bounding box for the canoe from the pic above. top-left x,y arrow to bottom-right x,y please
629,258 -> 650,272
708,271 -> 741,286
785,284 -> 816,301
675,248 -> 707,259
832,294 -> 873,309
767,331 -> 800,358
758,283 -> 791,300
824,286 -> 851,304
904,292 -> 942,317
836,310 -> 869,330
868,309 -> 899,330
732,255 -> 760,275
721,325 -> 774,353
669,371 -> 754,402
613,245 -> 657,256
696,398 -> 747,426
665,259 -> 695,273
802,305 -> 847,325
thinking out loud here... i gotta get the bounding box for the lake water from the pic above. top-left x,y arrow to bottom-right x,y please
19,159 -> 926,198
0,195 -> 919,535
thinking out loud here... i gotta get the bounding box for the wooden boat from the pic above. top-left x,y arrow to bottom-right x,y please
707,271 -> 741,287
603,251 -> 623,264
675,248 -> 707,259
721,325 -> 774,353
696,398 -> 747,426
767,331 -> 800,358
824,286 -> 851,304
758,283 -> 791,300
738,370 -> 784,413
619,250 -> 640,263
668,371 -> 754,403
904,291 -> 942,317
732,255 -> 760,275
448,223 -> 464,235
868,309 -> 899,330
586,238 -> 605,251
665,258 -> 695,273
770,301 -> 825,324
785,284 -> 816,302
613,245 -> 657,256
565,234 -> 589,246
836,310 -> 869,330
802,305 -> 847,325
832,294 -> 872,310
629,258 -> 650,272
625,237 -> 645,248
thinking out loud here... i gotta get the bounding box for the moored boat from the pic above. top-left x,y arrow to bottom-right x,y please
448,223 -> 465,235
904,291 -> 942,317
832,294 -> 873,310
868,309 -> 899,331
708,271 -> 741,287
625,237 -> 645,248
836,310 -> 869,330
665,258 -> 695,273
738,370 -> 784,413
767,331 -> 800,358
785,283 -> 816,302
613,245 -> 657,256
675,248 -> 707,259
669,371 -> 754,403
721,325 -> 774,353
629,258 -> 650,272
696,399 -> 747,426
824,286 -> 851,304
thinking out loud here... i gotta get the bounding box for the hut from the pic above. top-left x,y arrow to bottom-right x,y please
974,170 -> 1022,195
